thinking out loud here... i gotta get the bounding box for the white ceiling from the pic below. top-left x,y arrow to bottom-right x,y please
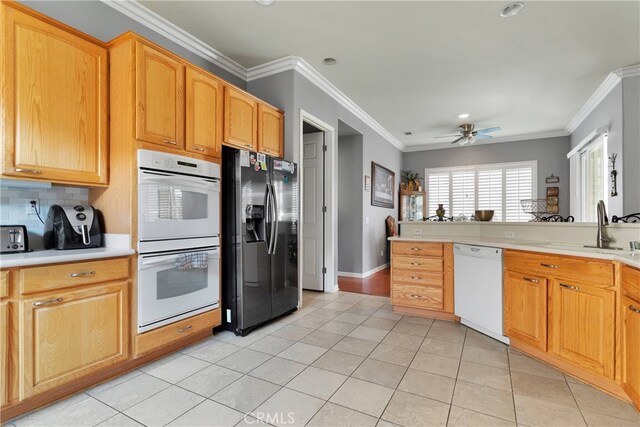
139,0 -> 639,148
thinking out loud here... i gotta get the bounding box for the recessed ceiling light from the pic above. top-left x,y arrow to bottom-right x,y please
323,57 -> 337,65
255,0 -> 275,6
404,131 -> 413,136
458,113 -> 470,119
500,2 -> 524,17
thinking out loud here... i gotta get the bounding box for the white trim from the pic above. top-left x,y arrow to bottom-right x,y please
99,0 -> 247,80
614,63 -> 640,79
566,127 -> 608,159
338,263 -> 390,279
403,130 -> 569,152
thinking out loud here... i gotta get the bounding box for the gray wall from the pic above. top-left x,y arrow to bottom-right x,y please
403,136 -> 572,217
338,135 -> 363,273
19,0 -> 245,87
622,76 -> 640,215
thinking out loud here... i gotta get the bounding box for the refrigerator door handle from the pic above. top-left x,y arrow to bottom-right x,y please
270,184 -> 279,254
264,184 -> 272,251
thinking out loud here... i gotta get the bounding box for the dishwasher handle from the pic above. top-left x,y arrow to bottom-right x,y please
453,244 -> 502,260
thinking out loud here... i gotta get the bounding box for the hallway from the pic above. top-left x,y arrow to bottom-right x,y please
338,268 -> 390,297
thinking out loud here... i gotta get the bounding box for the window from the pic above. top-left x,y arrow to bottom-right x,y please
425,161 -> 537,222
568,130 -> 608,222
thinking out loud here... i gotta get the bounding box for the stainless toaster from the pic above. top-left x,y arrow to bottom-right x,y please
0,225 -> 29,254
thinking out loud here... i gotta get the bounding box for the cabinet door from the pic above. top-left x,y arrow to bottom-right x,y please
185,67 -> 222,158
504,270 -> 548,351
1,301 -> 8,406
622,296 -> 640,409
1,4 -> 108,185
19,282 -> 129,399
223,86 -> 258,151
135,41 -> 185,149
257,103 -> 283,157
549,280 -> 615,379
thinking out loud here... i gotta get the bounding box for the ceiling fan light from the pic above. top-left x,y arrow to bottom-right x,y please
500,2 -> 524,17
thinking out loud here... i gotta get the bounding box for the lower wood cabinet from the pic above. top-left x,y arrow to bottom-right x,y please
19,281 -> 129,399
622,296 -> 640,409
503,270 -> 547,351
1,301 -> 8,406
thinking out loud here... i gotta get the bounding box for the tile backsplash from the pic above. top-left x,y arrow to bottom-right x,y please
0,185 -> 89,250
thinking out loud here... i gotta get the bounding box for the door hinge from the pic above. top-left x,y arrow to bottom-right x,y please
322,267 -> 327,274
322,206 -> 327,213
323,144 -> 327,152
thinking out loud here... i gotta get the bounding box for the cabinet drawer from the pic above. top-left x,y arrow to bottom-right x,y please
135,309 -> 220,356
0,271 -> 8,298
392,284 -> 443,310
392,242 -> 443,257
393,270 -> 443,287
621,264 -> 640,302
20,258 -> 130,294
504,250 -> 613,287
393,256 -> 443,273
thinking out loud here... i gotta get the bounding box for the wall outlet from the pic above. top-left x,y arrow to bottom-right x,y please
505,231 -> 515,239
26,199 -> 39,215
365,217 -> 369,224
413,228 -> 423,235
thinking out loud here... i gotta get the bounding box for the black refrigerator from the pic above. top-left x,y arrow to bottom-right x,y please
221,146 -> 299,336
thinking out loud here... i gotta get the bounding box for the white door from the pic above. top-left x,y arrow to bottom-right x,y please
302,132 -> 324,291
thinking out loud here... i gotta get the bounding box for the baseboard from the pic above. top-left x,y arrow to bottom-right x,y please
338,263 -> 389,279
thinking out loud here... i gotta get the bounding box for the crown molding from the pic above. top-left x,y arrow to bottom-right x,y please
614,63 -> 640,79
99,0 -> 247,80
402,129 -> 570,152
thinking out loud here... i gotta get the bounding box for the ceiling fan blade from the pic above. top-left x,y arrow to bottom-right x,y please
450,137 -> 464,145
435,134 -> 463,139
475,127 -> 501,134
475,134 -> 494,140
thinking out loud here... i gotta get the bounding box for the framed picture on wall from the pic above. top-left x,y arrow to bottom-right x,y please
371,162 -> 395,208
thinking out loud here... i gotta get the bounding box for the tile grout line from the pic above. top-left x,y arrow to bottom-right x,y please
445,326 -> 468,426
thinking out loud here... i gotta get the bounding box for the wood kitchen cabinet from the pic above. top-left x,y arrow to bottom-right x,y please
1,270 -> 8,407
185,66 -> 223,158
1,2 -> 108,186
224,86 -> 259,151
621,265 -> 640,410
503,270 -> 547,351
257,103 -> 284,158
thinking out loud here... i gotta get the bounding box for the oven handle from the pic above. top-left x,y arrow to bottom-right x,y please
140,248 -> 220,268
141,172 -> 220,191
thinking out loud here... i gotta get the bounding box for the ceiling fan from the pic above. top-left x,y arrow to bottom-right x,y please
435,124 -> 501,145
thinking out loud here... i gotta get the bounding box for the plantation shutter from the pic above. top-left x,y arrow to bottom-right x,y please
505,165 -> 534,221
426,171 -> 450,218
451,170 -> 475,217
477,168 -> 503,221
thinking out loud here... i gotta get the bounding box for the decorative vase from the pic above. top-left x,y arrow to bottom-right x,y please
436,204 -> 445,221
408,181 -> 414,191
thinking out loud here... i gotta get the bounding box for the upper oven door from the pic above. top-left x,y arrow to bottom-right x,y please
138,170 -> 220,242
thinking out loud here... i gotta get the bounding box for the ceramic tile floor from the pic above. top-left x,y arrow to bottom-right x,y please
7,290 -> 640,427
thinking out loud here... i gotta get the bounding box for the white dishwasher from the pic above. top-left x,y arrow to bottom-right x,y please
454,244 -> 509,344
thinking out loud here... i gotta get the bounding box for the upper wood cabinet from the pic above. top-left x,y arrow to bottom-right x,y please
258,103 -> 284,158
1,3 -> 108,185
135,41 -> 185,150
504,270 -> 547,351
185,67 -> 223,158
224,86 -> 258,151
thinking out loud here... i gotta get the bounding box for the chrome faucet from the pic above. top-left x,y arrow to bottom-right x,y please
596,200 -> 610,249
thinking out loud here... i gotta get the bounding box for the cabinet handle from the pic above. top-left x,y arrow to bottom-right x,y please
33,297 -> 63,307
411,247 -> 421,251
192,146 -> 205,152
177,325 -> 193,333
523,277 -> 539,283
629,305 -> 640,314
540,263 -> 559,269
410,294 -> 424,299
410,262 -> 420,266
163,139 -> 177,145
410,276 -> 421,280
560,283 -> 580,291
14,168 -> 42,175
69,271 -> 96,277
244,144 -> 253,148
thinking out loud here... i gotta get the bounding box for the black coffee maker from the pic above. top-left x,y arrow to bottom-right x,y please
44,205 -> 103,250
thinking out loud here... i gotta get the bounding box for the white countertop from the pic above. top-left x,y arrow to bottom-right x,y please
0,247 -> 135,268
389,235 -> 640,269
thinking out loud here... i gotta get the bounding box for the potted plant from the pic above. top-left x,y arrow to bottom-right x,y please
401,170 -> 421,191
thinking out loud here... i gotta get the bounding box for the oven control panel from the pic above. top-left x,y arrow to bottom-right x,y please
138,149 -> 220,178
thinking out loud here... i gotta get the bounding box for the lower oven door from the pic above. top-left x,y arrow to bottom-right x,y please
138,247 -> 220,333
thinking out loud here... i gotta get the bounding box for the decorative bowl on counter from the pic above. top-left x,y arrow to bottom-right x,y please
475,210 -> 495,221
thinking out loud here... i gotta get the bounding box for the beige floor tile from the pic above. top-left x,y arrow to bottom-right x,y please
410,351 -> 460,378
420,337 -> 464,359
177,364 -> 243,397
93,373 -> 170,411
138,352 -> 181,372
86,370 -> 143,396
168,399 -> 245,426
11,393 -> 88,426
426,327 -> 466,344
212,375 -> 281,413
307,402 -> 378,427
447,406 -> 516,427
400,316 -> 434,327
461,345 -> 509,369
145,354 -> 210,384
186,340 -> 243,363
381,331 -> 424,350
511,371 -> 577,408
300,330 -> 344,348
95,413 -> 144,426
347,306 -> 378,316
330,378 -> 395,417
290,314 -> 329,329
310,308 -> 343,321
255,321 -> 286,335
334,312 -> 369,325
391,321 -> 429,337
277,342 -> 328,364
20,396 -> 118,427
248,335 -> 296,355
397,368 -> 456,404
255,388 -> 324,427
508,353 -> 565,380
352,358 -> 407,388
249,356 -> 307,385
431,320 -> 466,331
464,329 -> 508,352
312,349 -> 365,375
286,366 -> 348,399
581,409 -> 640,426
123,386 -> 204,427
569,382 -> 640,422
458,361 -> 512,392
357,298 -> 387,308
514,394 -> 586,426
370,310 -> 403,321
216,348 -> 272,373
271,324 -> 315,340
348,325 -> 389,342
377,420 -> 401,427
452,380 -> 516,422
318,320 -> 358,335
381,390 -> 450,427
323,301 -> 354,311
361,316 -> 399,331
368,343 -> 417,367
217,331 -> 267,347
332,336 -> 378,357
